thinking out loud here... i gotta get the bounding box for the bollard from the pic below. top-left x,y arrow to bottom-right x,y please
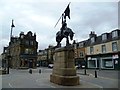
84,69 -> 87,75
39,69 -> 41,74
7,67 -> 9,74
29,69 -> 32,74
95,70 -> 97,78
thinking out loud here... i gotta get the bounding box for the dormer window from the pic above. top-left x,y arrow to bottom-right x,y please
5,49 -> 7,53
102,34 -> 107,41
27,31 -> 32,37
21,35 -> 24,39
112,31 -> 118,38
29,33 -> 32,36
91,37 -> 95,43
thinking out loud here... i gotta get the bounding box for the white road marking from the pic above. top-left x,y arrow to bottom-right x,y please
9,83 -> 13,88
50,85 -> 56,88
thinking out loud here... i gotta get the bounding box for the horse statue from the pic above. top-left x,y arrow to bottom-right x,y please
56,25 -> 74,47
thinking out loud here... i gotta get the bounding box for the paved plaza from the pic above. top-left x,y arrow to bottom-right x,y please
1,67 -> 119,89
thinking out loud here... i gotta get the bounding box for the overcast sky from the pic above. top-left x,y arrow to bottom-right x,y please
0,0 -> 118,54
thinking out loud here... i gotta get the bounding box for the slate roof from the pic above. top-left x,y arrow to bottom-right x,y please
76,29 -> 120,47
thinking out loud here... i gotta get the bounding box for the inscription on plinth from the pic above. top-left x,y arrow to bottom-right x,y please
50,46 -> 80,86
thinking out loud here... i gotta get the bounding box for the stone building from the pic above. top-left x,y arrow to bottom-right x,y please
7,31 -> 38,69
86,29 -> 120,70
74,41 -> 87,67
37,49 -> 48,67
36,29 -> 119,70
1,47 -> 8,68
73,29 -> 120,70
37,45 -> 57,67
47,45 -> 56,64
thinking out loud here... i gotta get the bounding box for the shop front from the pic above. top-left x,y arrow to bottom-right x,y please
101,57 -> 114,69
87,57 -> 98,69
112,54 -> 119,70
87,53 -> 119,70
20,55 -> 37,69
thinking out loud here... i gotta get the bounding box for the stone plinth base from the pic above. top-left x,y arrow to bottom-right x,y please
50,46 -> 80,86
50,74 -> 79,86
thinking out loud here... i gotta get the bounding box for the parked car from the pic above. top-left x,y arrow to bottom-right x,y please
48,64 -> 53,68
36,63 -> 40,67
81,65 -> 85,69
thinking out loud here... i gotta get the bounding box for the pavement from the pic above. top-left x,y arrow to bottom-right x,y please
1,67 -> 119,89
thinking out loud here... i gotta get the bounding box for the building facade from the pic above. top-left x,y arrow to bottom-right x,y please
74,41 -> 87,67
37,49 -> 48,67
1,47 -> 9,69
86,29 -> 120,70
37,45 -> 56,67
6,31 -> 38,69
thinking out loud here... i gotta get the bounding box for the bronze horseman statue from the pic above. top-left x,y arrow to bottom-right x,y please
55,3 -> 74,47
50,3 -> 80,86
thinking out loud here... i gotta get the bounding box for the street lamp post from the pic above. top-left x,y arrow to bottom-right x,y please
99,53 -> 101,71
84,59 -> 87,75
7,55 -> 11,74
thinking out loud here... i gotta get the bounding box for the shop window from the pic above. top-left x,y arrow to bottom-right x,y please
105,61 -> 113,67
101,59 -> 114,69
88,59 -> 97,68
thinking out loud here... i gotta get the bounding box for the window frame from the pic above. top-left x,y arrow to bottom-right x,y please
90,46 -> 94,54
102,34 -> 107,41
79,51 -> 84,58
112,42 -> 118,52
112,31 -> 118,38
101,45 -> 106,53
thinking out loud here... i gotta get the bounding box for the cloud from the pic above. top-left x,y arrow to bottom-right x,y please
0,0 -> 118,54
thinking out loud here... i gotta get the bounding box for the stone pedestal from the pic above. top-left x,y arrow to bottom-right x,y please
50,46 -> 80,86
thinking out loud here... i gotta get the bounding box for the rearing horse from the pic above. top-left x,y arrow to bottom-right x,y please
56,27 -> 74,47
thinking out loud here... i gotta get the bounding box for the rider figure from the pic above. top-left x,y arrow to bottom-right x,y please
60,14 -> 67,36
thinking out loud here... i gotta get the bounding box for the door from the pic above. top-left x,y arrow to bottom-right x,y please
29,59 -> 33,68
